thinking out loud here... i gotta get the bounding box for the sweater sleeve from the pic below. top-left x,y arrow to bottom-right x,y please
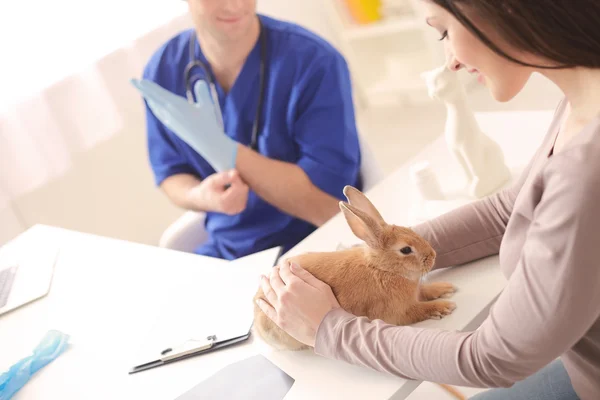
412,153 -> 533,270
315,147 -> 600,388
412,98 -> 566,270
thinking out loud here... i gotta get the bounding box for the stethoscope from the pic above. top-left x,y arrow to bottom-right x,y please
183,20 -> 267,151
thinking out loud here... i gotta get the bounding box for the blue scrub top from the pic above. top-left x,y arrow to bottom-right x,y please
143,15 -> 361,260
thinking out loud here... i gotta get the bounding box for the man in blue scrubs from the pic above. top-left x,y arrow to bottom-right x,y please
141,0 -> 361,260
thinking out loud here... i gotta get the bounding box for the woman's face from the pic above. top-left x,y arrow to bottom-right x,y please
422,2 -> 534,102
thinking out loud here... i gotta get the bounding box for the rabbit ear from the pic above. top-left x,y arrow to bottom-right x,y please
339,202 -> 382,248
343,186 -> 385,226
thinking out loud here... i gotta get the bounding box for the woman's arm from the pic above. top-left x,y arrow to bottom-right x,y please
412,173 -> 525,270
413,100 -> 566,270
316,153 -> 600,387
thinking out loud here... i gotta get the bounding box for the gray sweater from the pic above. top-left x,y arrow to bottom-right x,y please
315,100 -> 600,399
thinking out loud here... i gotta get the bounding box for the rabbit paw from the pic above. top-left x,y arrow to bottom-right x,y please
419,282 -> 457,300
428,300 -> 456,320
407,300 -> 457,323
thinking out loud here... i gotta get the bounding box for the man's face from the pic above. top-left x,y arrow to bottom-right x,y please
188,0 -> 258,43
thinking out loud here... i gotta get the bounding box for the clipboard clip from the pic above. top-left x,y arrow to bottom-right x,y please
160,335 -> 217,362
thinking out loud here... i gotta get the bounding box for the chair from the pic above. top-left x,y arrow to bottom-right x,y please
158,133 -> 384,252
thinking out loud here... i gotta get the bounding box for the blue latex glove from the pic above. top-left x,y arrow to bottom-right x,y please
131,79 -> 238,173
0,330 -> 70,400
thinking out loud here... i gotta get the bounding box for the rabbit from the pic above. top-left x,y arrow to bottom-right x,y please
253,185 -> 457,352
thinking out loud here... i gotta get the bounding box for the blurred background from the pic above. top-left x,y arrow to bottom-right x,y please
0,0 -> 562,247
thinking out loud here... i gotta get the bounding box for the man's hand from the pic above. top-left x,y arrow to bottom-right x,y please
188,170 -> 249,215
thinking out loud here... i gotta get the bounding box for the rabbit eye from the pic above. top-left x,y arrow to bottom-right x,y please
400,246 -> 412,255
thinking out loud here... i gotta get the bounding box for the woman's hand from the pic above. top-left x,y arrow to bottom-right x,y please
256,262 -> 341,347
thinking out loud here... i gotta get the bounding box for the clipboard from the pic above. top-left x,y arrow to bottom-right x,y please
129,332 -> 251,374
128,246 -> 282,375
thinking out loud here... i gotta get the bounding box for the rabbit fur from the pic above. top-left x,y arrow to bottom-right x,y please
253,185 -> 457,351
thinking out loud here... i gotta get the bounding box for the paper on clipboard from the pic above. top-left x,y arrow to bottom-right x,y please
131,247 -> 281,366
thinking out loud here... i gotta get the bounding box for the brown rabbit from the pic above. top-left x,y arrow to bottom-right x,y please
253,185 -> 457,351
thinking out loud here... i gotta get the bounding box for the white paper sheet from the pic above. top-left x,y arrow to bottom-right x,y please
176,354 -> 294,400
132,247 -> 281,364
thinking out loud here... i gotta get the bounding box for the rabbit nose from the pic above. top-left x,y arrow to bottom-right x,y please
427,250 -> 436,263
422,254 -> 435,268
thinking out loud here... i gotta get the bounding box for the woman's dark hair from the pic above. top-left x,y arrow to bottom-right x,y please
430,0 -> 600,69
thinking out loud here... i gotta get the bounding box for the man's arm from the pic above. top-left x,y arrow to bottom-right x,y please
233,53 -> 360,227
160,173 -> 203,211
235,145 -> 339,226
142,48 -> 249,216
161,171 -> 249,215
138,49 -> 360,223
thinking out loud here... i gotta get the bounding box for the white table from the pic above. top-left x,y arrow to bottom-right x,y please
0,111 -> 554,399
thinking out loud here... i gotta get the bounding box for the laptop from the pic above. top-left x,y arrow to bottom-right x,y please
0,237 -> 59,317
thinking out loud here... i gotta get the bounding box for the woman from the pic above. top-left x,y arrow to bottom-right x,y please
256,1 -> 600,399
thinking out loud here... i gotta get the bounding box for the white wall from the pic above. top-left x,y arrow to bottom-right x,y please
2,14 -> 194,246
0,205 -> 25,245
257,0 -> 338,44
